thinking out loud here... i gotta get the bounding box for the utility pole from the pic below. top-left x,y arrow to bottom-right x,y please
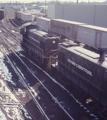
77,0 -> 78,4
45,0 -> 46,15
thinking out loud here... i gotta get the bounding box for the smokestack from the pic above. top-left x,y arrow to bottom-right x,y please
99,50 -> 106,62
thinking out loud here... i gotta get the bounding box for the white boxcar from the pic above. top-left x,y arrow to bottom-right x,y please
37,17 -> 50,32
16,11 -> 22,19
21,13 -> 33,22
77,24 -> 107,49
50,19 -> 85,40
32,15 -> 36,21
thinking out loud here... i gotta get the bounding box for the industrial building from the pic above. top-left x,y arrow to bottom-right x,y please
48,3 -> 107,28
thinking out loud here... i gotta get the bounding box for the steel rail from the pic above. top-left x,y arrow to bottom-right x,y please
1,32 -> 74,120
0,35 -> 49,120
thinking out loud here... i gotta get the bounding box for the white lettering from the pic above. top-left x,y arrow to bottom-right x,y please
67,59 -> 93,76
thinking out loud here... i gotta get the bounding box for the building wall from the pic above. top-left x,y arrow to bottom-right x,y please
47,4 -> 55,19
55,4 -> 64,19
48,4 -> 107,28
63,4 -> 95,25
95,5 -> 107,28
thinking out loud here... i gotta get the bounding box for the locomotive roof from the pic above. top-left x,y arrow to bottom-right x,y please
52,19 -> 85,25
78,24 -> 107,32
20,22 -> 36,29
30,29 -> 48,36
59,44 -> 107,68
29,29 -> 59,39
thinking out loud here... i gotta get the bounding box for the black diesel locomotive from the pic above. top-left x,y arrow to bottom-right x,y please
20,23 -> 59,68
58,42 -> 107,104
20,20 -> 107,116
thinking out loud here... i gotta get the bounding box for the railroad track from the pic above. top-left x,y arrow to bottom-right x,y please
0,29 -> 75,119
0,41 -> 34,119
4,8 -> 20,32
2,7 -> 22,40
7,7 -> 23,26
0,24 -> 21,47
0,35 -> 46,120
0,8 -> 22,45
0,16 -> 75,119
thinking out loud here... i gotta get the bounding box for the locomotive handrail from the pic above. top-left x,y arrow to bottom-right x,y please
51,51 -> 59,57
46,49 -> 59,56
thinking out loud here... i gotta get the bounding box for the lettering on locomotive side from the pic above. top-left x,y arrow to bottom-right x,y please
67,59 -> 93,76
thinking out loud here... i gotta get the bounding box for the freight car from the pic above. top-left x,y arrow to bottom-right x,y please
35,18 -> 87,39
21,12 -> 35,22
37,17 -> 50,32
21,23 -> 59,68
15,11 -> 36,23
77,24 -> 107,49
50,19 -> 86,40
15,11 -> 22,20
0,9 -> 4,20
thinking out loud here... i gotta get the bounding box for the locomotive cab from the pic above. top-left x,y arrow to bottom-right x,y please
40,33 -> 59,56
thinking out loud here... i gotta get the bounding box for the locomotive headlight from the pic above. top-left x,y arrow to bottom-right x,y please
53,41 -> 55,44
